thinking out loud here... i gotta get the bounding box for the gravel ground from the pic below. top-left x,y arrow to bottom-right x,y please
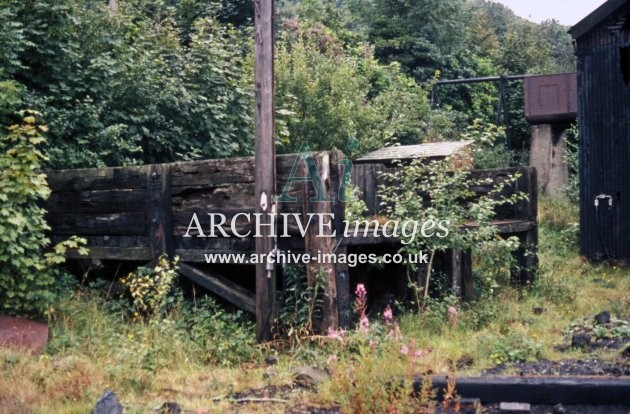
483,358 -> 630,376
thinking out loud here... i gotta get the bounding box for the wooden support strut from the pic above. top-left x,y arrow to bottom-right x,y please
254,0 -> 276,342
147,164 -> 174,263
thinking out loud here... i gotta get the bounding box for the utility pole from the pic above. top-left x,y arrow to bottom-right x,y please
254,0 -> 276,342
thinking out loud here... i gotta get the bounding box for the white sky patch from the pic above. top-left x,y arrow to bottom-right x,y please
492,0 -> 607,26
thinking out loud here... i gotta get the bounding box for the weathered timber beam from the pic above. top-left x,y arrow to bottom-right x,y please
46,166 -> 147,192
147,164 -> 174,263
175,249 -> 255,264
64,246 -> 151,261
178,263 -> 255,314
47,212 -> 146,236
47,189 -> 147,214
304,152 -> 339,332
427,375 -> 630,406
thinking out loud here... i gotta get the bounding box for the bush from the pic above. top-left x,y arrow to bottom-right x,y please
119,255 -> 180,320
0,113 -> 86,317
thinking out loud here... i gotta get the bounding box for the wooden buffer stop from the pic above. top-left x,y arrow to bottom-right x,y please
45,146 -> 538,336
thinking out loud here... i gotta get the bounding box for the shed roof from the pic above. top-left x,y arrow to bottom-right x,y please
569,0 -> 629,39
356,141 -> 473,163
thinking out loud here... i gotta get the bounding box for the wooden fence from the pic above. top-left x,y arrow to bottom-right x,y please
46,152 -> 537,330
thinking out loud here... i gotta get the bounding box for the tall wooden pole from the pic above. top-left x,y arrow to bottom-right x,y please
254,0 -> 276,342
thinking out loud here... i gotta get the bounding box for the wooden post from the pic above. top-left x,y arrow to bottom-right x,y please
254,0 -> 276,342
331,151 -> 351,328
304,152 -> 339,332
147,164 -> 174,264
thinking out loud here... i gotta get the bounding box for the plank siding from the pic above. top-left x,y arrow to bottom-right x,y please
573,2 -> 630,261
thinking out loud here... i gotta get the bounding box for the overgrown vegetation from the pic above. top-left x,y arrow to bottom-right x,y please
0,113 -> 87,318
380,156 -> 525,306
4,1 -> 628,413
0,198 -> 629,412
0,0 -> 575,166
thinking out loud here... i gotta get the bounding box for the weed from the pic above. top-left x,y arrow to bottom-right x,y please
119,255 -> 180,320
482,332 -> 543,364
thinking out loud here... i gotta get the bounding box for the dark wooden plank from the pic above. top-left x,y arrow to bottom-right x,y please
47,189 -> 147,214
446,249 -> 463,298
169,154 -> 303,187
334,246 -> 352,328
176,249 -> 254,264
47,165 -> 147,192
254,0 -> 276,342
178,263 -> 255,314
47,212 -> 146,236
174,235 -> 255,252
331,151 -> 351,328
170,157 -> 256,187
65,246 -> 151,261
51,235 -> 149,247
147,164 -> 174,262
171,183 -> 256,211
513,227 -> 539,286
51,235 -> 150,260
460,251 -> 475,301
428,375 -> 630,406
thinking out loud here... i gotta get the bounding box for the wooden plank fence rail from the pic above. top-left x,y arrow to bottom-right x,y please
46,155 -> 538,332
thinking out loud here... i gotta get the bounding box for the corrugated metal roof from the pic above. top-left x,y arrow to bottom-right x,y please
356,141 -> 474,163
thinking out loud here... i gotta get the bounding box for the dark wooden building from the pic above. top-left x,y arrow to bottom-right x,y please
570,0 -> 630,262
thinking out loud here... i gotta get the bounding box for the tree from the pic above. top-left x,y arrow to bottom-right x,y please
274,20 -> 445,156
1,0 -> 254,168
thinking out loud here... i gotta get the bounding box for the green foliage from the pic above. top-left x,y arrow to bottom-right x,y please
474,236 -> 521,297
344,183 -> 368,220
464,119 -> 524,169
482,332 -> 543,364
119,255 -> 180,320
275,21 -> 440,156
381,157 -> 525,304
1,0 -> 254,168
47,289 -> 259,372
0,113 -> 87,317
182,296 -> 260,366
562,122 -> 580,203
566,317 -> 630,342
277,265 -> 327,339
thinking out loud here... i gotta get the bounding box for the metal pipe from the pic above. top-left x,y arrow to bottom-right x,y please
434,75 -> 528,85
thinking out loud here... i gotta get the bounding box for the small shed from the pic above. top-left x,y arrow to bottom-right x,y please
570,0 -> 630,262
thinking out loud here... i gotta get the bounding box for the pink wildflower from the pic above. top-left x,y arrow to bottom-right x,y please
354,283 -> 368,324
400,344 -> 409,355
327,326 -> 345,342
383,305 -> 393,323
359,316 -> 370,332
355,283 -> 367,297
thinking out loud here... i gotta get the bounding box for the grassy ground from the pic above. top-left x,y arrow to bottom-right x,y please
1,198 -> 629,413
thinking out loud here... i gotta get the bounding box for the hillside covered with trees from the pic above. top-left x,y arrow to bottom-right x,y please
1,0 -> 575,169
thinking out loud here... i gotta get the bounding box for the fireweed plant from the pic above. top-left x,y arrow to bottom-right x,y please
380,156 -> 526,307
322,284 -> 447,413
